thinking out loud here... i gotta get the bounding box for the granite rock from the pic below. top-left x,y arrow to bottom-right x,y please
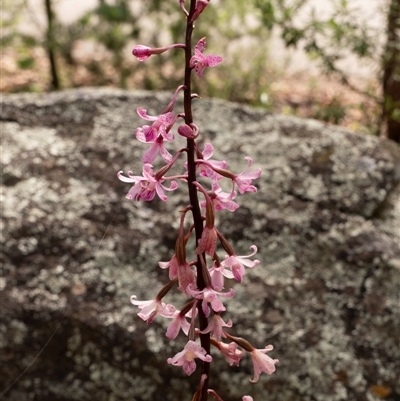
1,88 -> 399,401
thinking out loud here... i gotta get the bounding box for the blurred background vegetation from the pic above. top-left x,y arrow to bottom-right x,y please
1,0 -> 399,141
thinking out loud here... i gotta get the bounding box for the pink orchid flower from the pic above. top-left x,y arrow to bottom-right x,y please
140,135 -> 173,164
197,142 -> 227,181
249,345 -> 279,382
209,261 -> 226,291
165,311 -> 191,340
222,245 -> 260,283
200,314 -> 232,341
195,226 -> 218,256
215,341 -> 244,367
136,108 -> 175,142
190,37 -> 223,77
233,157 -> 262,194
186,284 -> 235,317
167,340 -> 212,376
130,296 -> 176,324
200,183 -> 239,212
117,164 -> 178,202
177,262 -> 196,294
158,254 -> 179,280
159,255 -> 195,294
186,143 -> 227,181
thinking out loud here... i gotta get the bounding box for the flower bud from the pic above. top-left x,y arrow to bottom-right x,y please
132,43 -> 186,62
178,123 -> 199,139
190,0 -> 210,23
178,124 -> 196,138
132,45 -> 153,61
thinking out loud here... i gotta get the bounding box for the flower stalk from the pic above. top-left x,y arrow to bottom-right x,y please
184,4 -> 210,398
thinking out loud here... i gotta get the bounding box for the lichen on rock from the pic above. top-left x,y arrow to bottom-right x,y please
1,88 -> 399,401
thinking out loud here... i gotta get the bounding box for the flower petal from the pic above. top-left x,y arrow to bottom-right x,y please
206,55 -> 223,67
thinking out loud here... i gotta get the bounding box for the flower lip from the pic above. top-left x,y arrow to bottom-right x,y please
167,340 -> 212,376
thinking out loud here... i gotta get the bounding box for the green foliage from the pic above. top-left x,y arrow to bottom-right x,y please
253,0 -> 392,135
1,0 -> 29,46
255,0 -> 377,71
17,56 -> 35,69
312,97 -> 346,125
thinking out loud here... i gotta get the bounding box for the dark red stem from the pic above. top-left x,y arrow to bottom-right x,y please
184,1 -> 210,400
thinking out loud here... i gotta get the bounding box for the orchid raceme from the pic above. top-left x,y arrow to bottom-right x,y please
118,0 -> 277,399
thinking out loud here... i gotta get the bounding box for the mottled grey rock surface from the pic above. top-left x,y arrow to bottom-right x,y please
1,88 -> 399,401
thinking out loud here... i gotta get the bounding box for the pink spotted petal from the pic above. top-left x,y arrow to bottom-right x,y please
142,142 -> 161,164
195,37 -> 206,52
206,55 -> 223,67
202,142 -> 214,159
159,144 -> 173,162
195,64 -> 206,78
117,171 -> 143,183
136,126 -> 158,143
183,361 -> 196,376
142,164 -> 155,181
155,182 -> 167,201
158,112 -> 174,125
